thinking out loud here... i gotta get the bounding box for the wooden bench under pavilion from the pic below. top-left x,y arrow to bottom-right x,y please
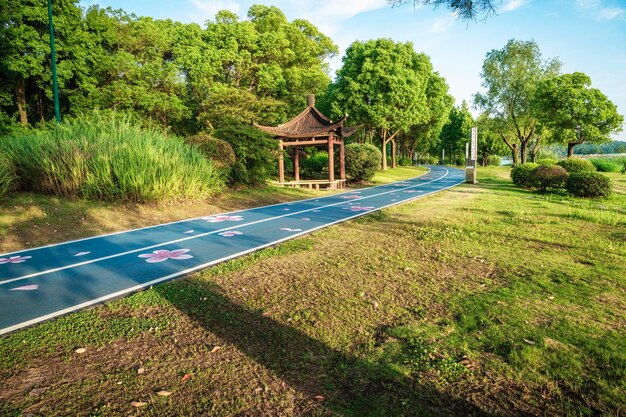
254,95 -> 357,190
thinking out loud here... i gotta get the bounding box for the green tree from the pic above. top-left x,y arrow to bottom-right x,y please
534,72 -> 624,157
400,72 -> 454,161
475,113 -> 508,166
474,39 -> 561,165
330,39 -> 432,170
438,101 -> 473,165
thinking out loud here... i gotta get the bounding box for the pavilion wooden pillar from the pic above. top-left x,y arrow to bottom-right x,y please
339,140 -> 345,182
278,139 -> 285,183
293,146 -> 300,181
328,133 -> 335,183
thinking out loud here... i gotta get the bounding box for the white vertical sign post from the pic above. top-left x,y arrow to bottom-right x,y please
466,127 -> 478,184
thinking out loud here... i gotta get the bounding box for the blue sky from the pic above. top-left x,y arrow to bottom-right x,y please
79,0 -> 626,141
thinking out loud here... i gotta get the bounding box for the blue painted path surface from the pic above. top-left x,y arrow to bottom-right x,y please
0,166 -> 464,335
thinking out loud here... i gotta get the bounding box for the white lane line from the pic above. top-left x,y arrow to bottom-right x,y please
0,168 -> 435,258
0,169 -> 449,286
0,172 -> 463,336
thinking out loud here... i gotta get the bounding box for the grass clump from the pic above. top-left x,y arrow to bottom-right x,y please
0,113 -> 223,202
0,154 -> 15,197
590,157 -> 626,173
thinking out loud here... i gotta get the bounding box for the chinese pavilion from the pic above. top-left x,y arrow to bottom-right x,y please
254,95 -> 358,189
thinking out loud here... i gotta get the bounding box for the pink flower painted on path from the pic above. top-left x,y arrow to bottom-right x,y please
205,215 -> 243,223
138,249 -> 193,263
10,284 -> 39,291
345,206 -> 375,212
301,218 -> 311,221
280,228 -> 302,232
218,231 -> 243,237
340,195 -> 360,199
0,255 -> 32,264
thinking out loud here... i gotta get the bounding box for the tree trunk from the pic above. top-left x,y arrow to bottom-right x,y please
520,141 -> 528,164
391,139 -> 397,169
381,129 -> 387,171
16,76 -> 28,126
567,142 -> 577,158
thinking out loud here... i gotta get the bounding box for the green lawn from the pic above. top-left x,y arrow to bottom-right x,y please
0,166 -> 624,416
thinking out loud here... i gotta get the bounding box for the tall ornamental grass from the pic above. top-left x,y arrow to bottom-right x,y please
0,154 -> 15,197
589,157 -> 626,173
0,114 -> 223,202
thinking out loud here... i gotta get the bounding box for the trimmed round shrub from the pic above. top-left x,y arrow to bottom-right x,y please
485,155 -> 501,166
566,172 -> 612,198
531,165 -> 568,192
557,158 -> 596,173
536,158 -> 557,166
590,158 -> 624,173
186,134 -> 236,169
511,163 -> 538,188
345,143 -> 382,181
398,157 -> 412,166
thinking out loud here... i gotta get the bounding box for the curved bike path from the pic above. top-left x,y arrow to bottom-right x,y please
0,166 -> 465,335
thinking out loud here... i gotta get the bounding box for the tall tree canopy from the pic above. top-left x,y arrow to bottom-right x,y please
474,39 -> 561,164
0,2 -> 337,134
534,72 -> 623,157
328,38 -> 436,170
438,101 -> 474,164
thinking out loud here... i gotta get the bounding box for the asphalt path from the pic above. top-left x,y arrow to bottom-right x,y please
0,166 -> 465,335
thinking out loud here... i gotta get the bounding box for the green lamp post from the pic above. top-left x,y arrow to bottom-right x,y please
47,0 -> 61,123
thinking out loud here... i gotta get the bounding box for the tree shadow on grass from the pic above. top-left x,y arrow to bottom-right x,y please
154,281 -> 496,417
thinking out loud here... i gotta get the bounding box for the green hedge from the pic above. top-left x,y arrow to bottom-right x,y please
0,113 -> 223,202
485,155 -> 501,166
557,158 -> 596,173
345,143 -> 381,181
301,151 -> 329,177
566,172 -> 612,198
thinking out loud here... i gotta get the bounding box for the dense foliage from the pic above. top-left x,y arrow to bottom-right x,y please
566,172 -> 612,198
510,163 -> 538,188
556,158 -> 596,173
327,38 -> 452,170
0,154 -> 15,197
534,72 -> 623,157
0,114 -> 222,201
300,151 -> 329,177
186,134 -> 236,170
344,143 -> 382,181
0,3 -> 337,134
213,124 -> 277,185
531,165 -> 568,192
474,39 -> 561,165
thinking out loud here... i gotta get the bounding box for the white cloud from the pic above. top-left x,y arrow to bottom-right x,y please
500,0 -> 531,13
431,16 -> 456,33
189,0 -> 240,18
574,0 -> 625,20
597,7 -> 625,20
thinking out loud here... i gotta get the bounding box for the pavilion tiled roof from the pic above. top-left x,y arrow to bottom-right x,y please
254,95 -> 358,139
